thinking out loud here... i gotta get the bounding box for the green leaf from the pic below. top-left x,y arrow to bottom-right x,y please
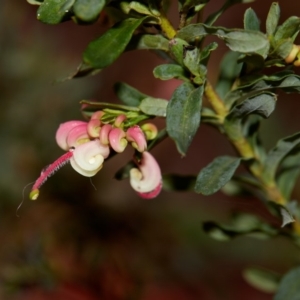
216,51 -> 242,98
195,156 -> 241,195
177,24 -> 269,57
244,8 -> 260,31
229,92 -> 276,119
120,1 -> 152,15
80,100 -> 140,112
243,267 -> 280,293
277,155 -> 300,199
274,267 -> 300,300
27,0 -> 43,5
274,16 -> 300,43
266,2 -> 280,36
274,39 -> 294,59
199,42 -> 218,65
153,64 -> 189,81
166,83 -> 203,156
37,0 -> 74,24
127,34 -> 169,51
222,30 -> 269,58
262,132 -> 300,183
168,38 -> 190,65
114,82 -> 148,106
279,205 -> 295,227
83,18 -> 146,69
73,0 -> 105,21
139,97 -> 168,117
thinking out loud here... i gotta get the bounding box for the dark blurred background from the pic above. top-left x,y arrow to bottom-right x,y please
1,0 -> 300,299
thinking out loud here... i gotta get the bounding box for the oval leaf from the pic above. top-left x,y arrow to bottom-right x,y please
139,97 -> 168,117
83,17 -> 146,69
195,156 -> 241,195
37,0 -> 74,24
266,2 -> 280,36
244,8 -> 260,31
73,0 -> 105,22
274,267 -> 300,300
153,64 -> 188,81
166,83 -> 203,156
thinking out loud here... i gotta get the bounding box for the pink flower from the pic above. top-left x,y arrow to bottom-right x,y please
109,128 -> 128,153
70,140 -> 110,177
99,124 -> 112,145
126,125 -> 147,152
56,121 -> 87,150
87,119 -> 101,138
129,151 -> 162,199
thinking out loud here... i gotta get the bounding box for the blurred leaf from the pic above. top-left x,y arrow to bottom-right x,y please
127,34 -> 169,51
244,8 -> 260,31
114,161 -> 136,180
277,155 -> 300,199
243,267 -> 280,293
153,64 -> 189,81
120,1 -> 152,15
114,82 -> 148,106
274,16 -> 300,43
216,51 -> 242,98
262,132 -> 300,183
274,39 -> 294,59
139,97 -> 168,116
274,267 -> 300,300
27,0 -> 43,5
167,83 -> 203,156
80,100 -> 140,112
73,0 -> 105,22
203,213 -> 278,241
266,2 -> 280,36
205,0 -> 255,26
195,156 -> 241,195
61,63 -> 101,81
83,17 -> 146,69
279,205 -> 295,227
37,0 -> 74,24
162,174 -> 196,191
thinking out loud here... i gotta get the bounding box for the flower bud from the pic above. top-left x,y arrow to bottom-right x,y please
66,124 -> 90,148
114,114 -> 127,127
141,123 -> 158,140
99,124 -> 113,145
109,128 -> 128,153
126,125 -> 147,152
87,119 -> 101,138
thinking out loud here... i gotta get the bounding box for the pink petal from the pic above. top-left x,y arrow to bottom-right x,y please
56,121 -> 87,151
87,119 -> 101,138
109,128 -> 128,153
126,125 -> 147,152
66,124 -> 90,148
129,151 -> 162,199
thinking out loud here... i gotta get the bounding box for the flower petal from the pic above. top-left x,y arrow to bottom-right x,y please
126,125 -> 147,152
109,128 -> 128,153
56,121 -> 87,150
66,124 -> 90,148
70,140 -> 109,177
129,151 -> 162,198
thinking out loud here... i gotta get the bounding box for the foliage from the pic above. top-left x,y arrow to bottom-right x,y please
27,0 -> 300,297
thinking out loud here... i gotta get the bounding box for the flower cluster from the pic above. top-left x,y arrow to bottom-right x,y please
30,110 -> 162,200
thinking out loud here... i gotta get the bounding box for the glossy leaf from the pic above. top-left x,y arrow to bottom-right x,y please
37,0 -> 74,24
195,156 -> 241,195
114,82 -> 148,106
266,2 -> 280,36
153,64 -> 189,81
243,267 -> 280,293
166,83 -> 203,156
274,267 -> 300,300
244,8 -> 260,31
83,18 -> 146,69
262,132 -> 300,183
139,97 -> 168,117
73,0 -> 105,21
